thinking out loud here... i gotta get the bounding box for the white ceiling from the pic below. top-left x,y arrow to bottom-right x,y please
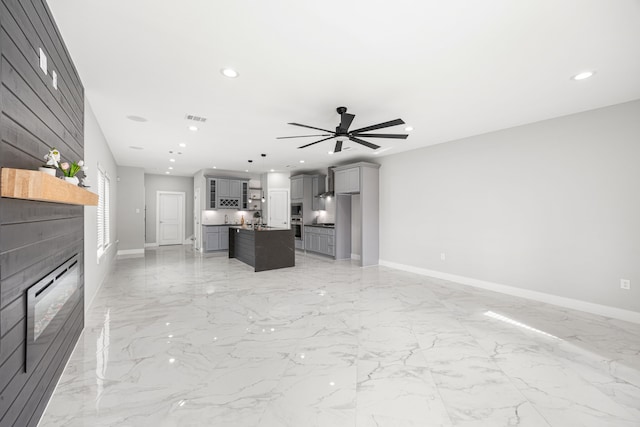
47,0 -> 640,177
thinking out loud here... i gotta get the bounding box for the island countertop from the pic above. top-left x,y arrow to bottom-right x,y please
228,225 -> 291,232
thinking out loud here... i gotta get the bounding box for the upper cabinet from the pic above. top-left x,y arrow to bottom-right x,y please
291,176 -> 304,200
206,177 -> 249,210
206,177 -> 217,209
218,179 -> 230,197
334,167 -> 360,194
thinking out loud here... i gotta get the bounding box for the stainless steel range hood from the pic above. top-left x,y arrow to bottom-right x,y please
319,167 -> 335,198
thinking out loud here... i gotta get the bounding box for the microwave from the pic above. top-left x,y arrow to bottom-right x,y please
291,203 -> 302,217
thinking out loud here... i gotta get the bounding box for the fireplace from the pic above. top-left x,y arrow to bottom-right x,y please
25,255 -> 81,373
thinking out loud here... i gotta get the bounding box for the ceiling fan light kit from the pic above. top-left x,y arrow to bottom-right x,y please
277,106 -> 409,153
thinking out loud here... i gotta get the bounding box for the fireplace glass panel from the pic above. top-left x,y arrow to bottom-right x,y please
33,265 -> 79,340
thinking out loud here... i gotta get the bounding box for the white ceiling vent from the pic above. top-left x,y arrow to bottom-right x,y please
185,114 -> 207,123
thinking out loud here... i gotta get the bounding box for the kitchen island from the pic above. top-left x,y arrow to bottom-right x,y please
228,226 -> 295,272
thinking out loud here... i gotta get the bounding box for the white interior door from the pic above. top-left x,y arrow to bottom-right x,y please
157,191 -> 185,245
269,189 -> 289,229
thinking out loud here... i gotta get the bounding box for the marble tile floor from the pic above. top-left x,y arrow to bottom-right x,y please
39,246 -> 640,427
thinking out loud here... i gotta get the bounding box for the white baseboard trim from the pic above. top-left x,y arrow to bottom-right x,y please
379,260 -> 640,324
117,248 -> 145,256
351,253 -> 361,260
145,242 -> 159,248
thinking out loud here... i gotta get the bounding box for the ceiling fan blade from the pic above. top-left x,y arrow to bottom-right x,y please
350,118 -> 405,134
288,122 -> 334,133
351,133 -> 408,139
334,140 -> 343,153
276,134 -> 331,139
337,113 -> 355,133
349,136 -> 380,150
298,135 -> 336,149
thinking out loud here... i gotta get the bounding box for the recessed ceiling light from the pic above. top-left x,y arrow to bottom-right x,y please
572,71 -> 595,81
221,68 -> 239,78
213,166 -> 217,169
165,171 -> 170,174
404,126 -> 413,132
129,145 -> 144,150
126,115 -> 147,122
179,143 -> 186,148
328,151 -> 334,155
299,160 -> 305,163
245,169 -> 249,172
270,169 -> 275,172
168,166 -> 173,170
169,158 -> 176,162
188,125 -> 198,132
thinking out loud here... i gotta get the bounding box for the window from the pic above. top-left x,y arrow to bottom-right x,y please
97,165 -> 110,258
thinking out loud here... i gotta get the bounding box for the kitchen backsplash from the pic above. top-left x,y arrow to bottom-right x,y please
201,209 -> 262,225
312,198 -> 336,223
202,197 -> 336,225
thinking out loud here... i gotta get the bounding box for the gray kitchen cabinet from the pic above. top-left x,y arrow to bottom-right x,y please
203,225 -> 229,251
229,180 -> 242,198
304,226 -> 335,257
334,167 -> 360,194
241,182 -> 249,210
218,179 -> 230,197
206,177 -> 217,209
312,174 -> 326,211
205,178 -> 249,210
291,176 -> 303,200
333,162 -> 380,266
219,227 -> 229,250
204,226 -> 220,251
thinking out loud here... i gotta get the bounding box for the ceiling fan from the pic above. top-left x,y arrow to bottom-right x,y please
277,106 -> 408,153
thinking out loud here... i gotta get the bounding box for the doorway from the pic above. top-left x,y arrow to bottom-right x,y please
157,191 -> 185,246
268,189 -> 289,228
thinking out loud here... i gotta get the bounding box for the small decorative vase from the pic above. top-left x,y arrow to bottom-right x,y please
38,167 -> 56,176
64,176 -> 79,185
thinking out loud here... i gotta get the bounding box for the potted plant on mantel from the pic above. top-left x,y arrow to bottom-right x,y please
38,147 -> 88,186
39,147 -> 60,176
59,159 -> 87,185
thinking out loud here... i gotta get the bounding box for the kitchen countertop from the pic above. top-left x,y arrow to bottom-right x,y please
305,224 -> 335,228
202,223 -> 233,226
229,225 -> 289,232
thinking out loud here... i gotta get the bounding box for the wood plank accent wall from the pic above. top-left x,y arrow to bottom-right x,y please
0,1 -> 85,426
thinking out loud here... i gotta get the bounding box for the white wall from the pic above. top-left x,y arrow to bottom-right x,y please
145,174 -> 194,244
379,100 -> 640,315
83,99 -> 117,312
116,166 -> 145,252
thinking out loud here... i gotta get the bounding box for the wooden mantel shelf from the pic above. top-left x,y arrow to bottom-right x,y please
1,168 -> 98,206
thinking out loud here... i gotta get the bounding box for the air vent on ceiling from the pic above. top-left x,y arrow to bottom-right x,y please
185,114 -> 207,123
